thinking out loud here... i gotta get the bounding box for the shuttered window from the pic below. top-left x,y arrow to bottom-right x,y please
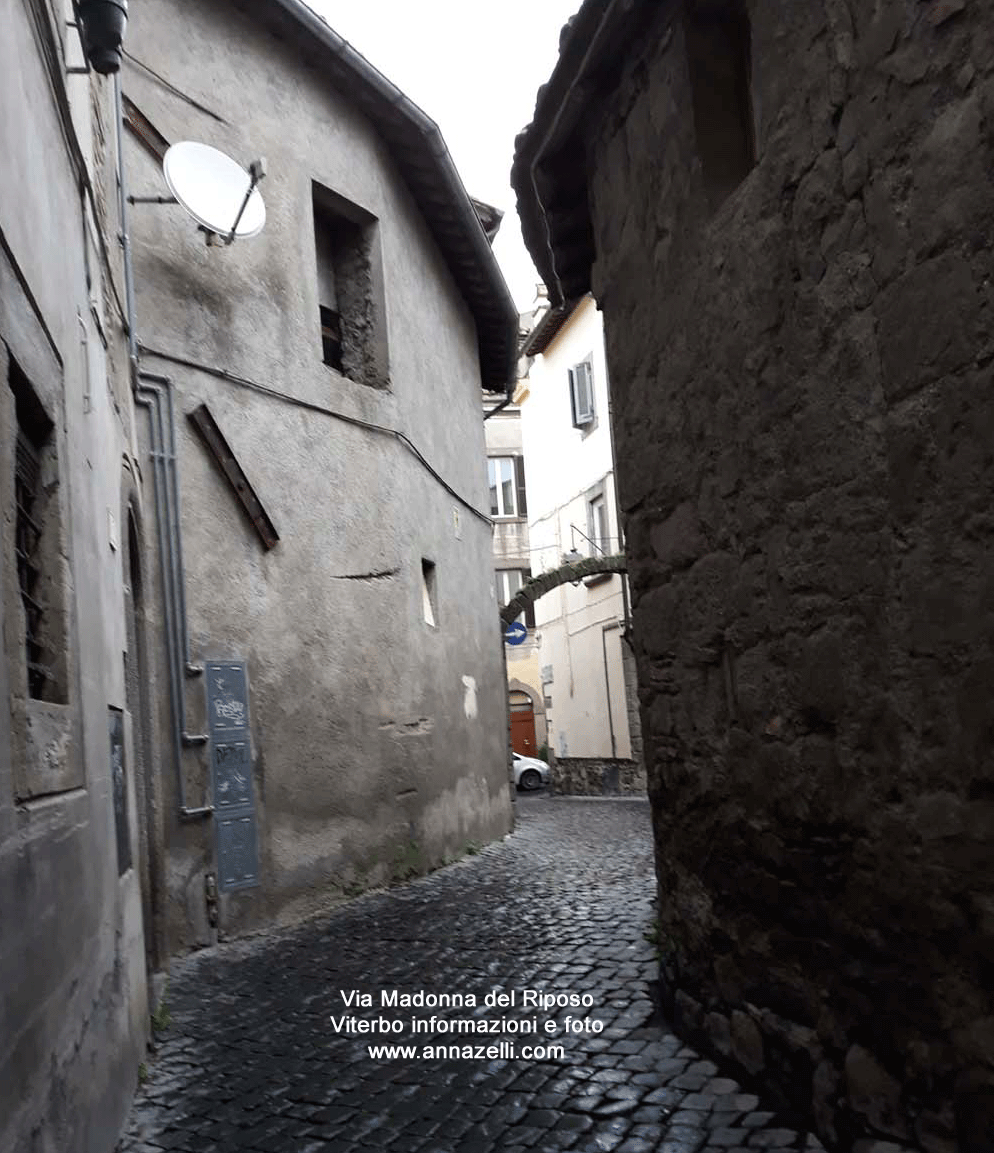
568,358 -> 594,428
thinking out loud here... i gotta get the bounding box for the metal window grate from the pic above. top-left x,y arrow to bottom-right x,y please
15,427 -> 51,697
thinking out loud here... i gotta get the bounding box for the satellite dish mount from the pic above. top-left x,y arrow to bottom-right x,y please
222,158 -> 267,245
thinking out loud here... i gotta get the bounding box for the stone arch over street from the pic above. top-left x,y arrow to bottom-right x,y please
499,554 -> 627,626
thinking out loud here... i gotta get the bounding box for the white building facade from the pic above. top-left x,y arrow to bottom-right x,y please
519,296 -> 643,790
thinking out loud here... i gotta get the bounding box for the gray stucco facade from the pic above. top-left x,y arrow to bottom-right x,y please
2,3 -> 148,1151
123,0 -> 514,953
514,1 -> 994,1149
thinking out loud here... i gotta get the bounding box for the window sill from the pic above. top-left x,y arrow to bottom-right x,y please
13,697 -> 83,800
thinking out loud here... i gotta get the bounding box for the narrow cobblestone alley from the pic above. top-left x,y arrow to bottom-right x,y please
120,797 -> 825,1153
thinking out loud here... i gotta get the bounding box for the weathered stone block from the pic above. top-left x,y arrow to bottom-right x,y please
730,1011 -> 764,1075
876,253 -> 975,401
705,1011 -> 732,1058
844,1044 -> 907,1139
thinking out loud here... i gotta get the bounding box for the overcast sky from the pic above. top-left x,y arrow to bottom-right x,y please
311,0 -> 581,311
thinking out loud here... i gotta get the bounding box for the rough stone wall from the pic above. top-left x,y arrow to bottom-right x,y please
586,2 -> 994,1149
552,756 -> 645,797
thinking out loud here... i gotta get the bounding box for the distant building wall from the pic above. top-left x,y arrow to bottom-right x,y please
1,3 -> 148,1150
484,394 -> 545,749
520,298 -> 638,766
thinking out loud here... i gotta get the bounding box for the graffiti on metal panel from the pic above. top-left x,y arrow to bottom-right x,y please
214,741 -> 251,808
206,661 -> 259,890
209,667 -> 247,731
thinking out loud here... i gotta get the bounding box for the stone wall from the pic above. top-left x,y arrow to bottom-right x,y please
552,757 -> 645,797
581,2 -> 994,1149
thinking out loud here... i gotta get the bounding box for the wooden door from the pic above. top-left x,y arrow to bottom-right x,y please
509,693 -> 536,755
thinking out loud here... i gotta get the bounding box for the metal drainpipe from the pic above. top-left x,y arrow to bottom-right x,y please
114,61 -> 210,817
483,393 -> 513,422
160,373 -> 198,677
601,622 -> 618,760
136,374 -> 211,818
134,381 -> 187,813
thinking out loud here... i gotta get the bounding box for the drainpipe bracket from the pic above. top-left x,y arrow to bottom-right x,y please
185,662 -> 204,677
182,732 -> 209,747
180,805 -> 213,821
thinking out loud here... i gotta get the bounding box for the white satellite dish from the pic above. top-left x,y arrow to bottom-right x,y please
163,141 -> 266,242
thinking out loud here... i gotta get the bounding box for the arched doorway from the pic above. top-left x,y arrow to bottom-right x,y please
509,690 -> 537,756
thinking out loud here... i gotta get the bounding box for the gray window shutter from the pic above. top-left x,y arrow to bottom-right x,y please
570,361 -> 594,426
514,456 -> 528,517
579,362 -> 594,423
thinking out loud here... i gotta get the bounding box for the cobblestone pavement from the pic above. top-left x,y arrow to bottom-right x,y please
120,795 -> 826,1153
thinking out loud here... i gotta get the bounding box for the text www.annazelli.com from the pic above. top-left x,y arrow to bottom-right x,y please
367,1042 -> 565,1061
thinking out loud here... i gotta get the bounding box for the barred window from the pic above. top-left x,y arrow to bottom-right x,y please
9,355 -> 65,704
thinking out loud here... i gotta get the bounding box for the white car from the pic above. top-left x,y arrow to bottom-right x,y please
512,751 -> 549,791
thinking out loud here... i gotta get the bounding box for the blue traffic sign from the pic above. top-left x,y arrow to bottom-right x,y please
505,620 -> 528,646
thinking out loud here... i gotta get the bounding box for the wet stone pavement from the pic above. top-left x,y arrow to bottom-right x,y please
120,795 -> 826,1153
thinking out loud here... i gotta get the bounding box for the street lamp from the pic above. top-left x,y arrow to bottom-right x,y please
74,0 -> 128,74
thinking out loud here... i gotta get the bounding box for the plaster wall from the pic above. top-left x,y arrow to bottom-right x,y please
520,298 -> 632,762
484,400 -> 543,731
583,1 -> 994,1146
1,3 -> 148,1150
124,0 -> 511,949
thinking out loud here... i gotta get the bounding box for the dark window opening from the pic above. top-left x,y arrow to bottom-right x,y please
319,305 -> 343,372
683,0 -> 755,209
313,185 -> 387,388
421,558 -> 438,627
9,355 -> 64,702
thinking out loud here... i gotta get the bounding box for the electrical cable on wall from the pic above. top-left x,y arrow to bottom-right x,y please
137,344 -> 493,526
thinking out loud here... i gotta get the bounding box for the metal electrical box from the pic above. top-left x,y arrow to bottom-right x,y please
206,661 -> 259,891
